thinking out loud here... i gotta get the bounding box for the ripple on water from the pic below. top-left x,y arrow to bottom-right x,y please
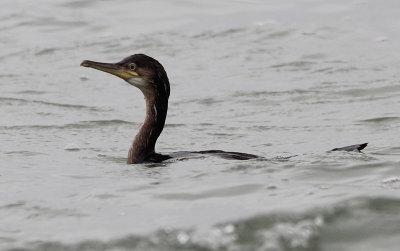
382,177 -> 400,189
0,97 -> 107,112
270,61 -> 316,71
64,143 -> 80,151
34,48 -> 59,56
60,0 -> 95,8
358,116 -> 400,124
0,119 -> 137,131
4,151 -> 46,157
0,202 -> 86,220
15,90 -> 47,95
14,197 -> 400,251
192,28 -> 246,39
335,84 -> 400,98
2,0 -> 400,250
155,184 -> 264,201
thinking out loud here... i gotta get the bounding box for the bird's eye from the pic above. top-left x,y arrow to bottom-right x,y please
128,63 -> 136,71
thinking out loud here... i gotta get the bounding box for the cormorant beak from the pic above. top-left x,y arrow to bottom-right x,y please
80,60 -> 139,80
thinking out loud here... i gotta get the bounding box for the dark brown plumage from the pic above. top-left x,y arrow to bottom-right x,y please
82,54 -> 170,163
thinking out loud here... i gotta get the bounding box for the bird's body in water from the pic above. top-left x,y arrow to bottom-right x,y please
81,54 -> 367,164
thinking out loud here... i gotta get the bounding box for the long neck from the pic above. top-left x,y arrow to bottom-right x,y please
127,94 -> 168,164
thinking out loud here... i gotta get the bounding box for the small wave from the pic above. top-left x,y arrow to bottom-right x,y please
60,1 -> 95,8
10,197 -> 400,251
264,29 -> 294,39
192,28 -> 246,39
371,146 -> 400,156
335,84 -> 400,97
0,97 -> 107,112
311,67 -> 333,73
64,143 -> 81,151
164,123 -> 185,128
0,74 -> 18,78
95,154 -> 127,164
382,177 -> 400,189
4,151 -> 45,156
232,88 -> 320,98
34,48 -> 58,56
0,204 -> 86,222
15,90 -> 47,95
270,61 -> 316,71
196,97 -> 223,105
0,120 -> 136,131
16,17 -> 87,28
155,184 -> 264,200
326,66 -> 359,74
80,119 -> 135,127
359,116 -> 400,124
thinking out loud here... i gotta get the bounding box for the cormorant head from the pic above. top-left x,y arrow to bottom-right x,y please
81,54 -> 170,99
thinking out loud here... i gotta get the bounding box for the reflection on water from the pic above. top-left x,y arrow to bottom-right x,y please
1,0 -> 400,250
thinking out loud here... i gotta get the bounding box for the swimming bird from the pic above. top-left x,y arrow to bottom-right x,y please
81,54 -> 367,164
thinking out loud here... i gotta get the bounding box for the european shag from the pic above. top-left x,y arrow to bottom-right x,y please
81,54 -> 367,164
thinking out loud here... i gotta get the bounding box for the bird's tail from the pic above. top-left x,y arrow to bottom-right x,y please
331,143 -> 368,152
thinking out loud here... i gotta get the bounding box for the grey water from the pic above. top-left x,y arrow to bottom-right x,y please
1,0 -> 400,250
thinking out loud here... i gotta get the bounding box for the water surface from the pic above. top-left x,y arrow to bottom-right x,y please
1,0 -> 400,250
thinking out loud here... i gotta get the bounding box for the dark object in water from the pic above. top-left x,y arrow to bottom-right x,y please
81,54 -> 368,164
331,143 -> 368,152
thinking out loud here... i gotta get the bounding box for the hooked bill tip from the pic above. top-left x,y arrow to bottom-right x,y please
80,60 -> 90,67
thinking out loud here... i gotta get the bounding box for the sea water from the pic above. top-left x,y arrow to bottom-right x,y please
1,0 -> 400,250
